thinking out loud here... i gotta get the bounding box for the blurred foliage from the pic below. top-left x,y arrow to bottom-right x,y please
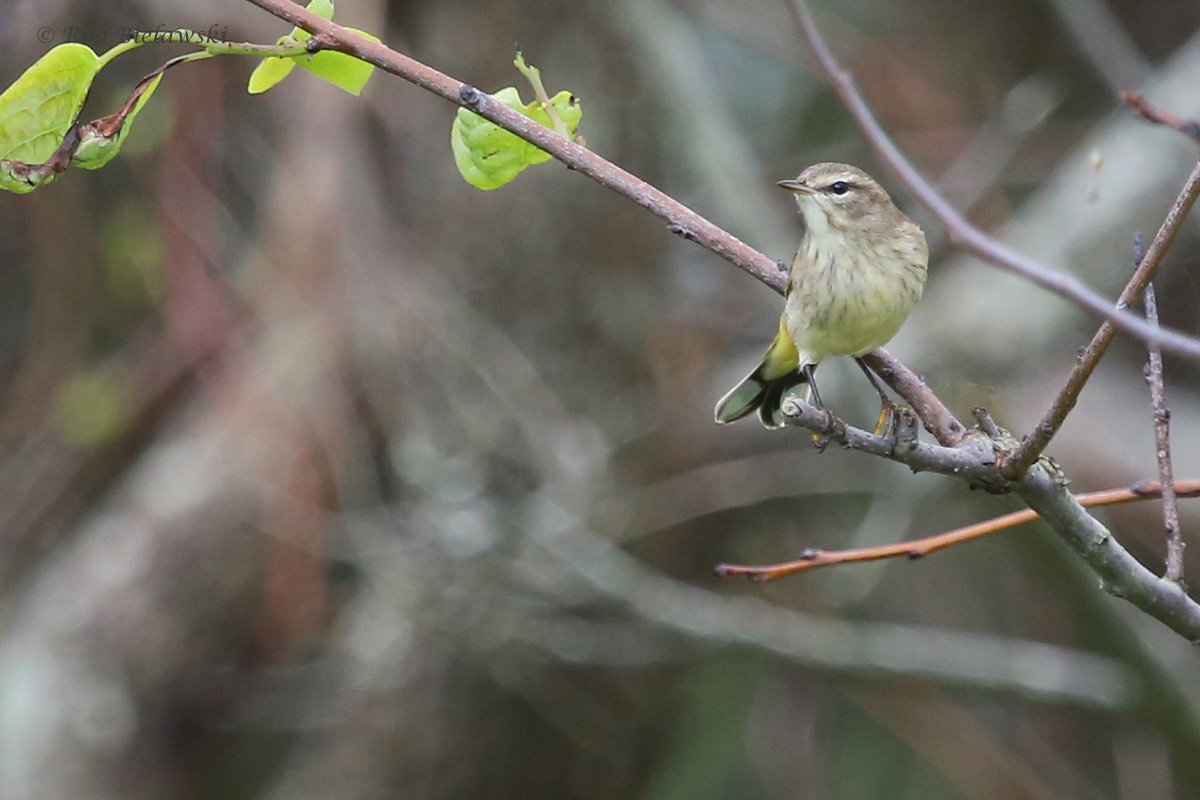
0,0 -> 1198,798
50,368 -> 128,446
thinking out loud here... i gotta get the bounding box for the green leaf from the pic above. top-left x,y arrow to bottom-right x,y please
451,86 -> 582,190
294,28 -> 379,95
0,43 -> 100,164
246,0 -> 379,97
247,55 -> 295,94
308,0 -> 336,21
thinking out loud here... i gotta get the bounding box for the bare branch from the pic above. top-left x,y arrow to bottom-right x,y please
782,0 -> 1200,362
1144,283 -> 1184,584
1003,158 -> 1200,478
717,478 -> 1200,581
773,393 -> 1002,487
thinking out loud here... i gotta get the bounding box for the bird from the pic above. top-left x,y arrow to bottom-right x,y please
714,162 -> 928,431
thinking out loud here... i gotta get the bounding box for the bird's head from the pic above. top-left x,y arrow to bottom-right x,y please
777,162 -> 899,237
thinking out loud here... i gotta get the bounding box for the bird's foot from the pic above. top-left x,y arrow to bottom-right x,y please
876,399 -> 919,454
873,397 -> 898,438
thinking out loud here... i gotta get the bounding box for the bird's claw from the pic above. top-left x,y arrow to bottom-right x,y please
873,397 -> 897,437
810,408 -> 837,452
875,399 -> 915,449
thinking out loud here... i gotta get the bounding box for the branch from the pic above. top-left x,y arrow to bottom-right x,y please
717,478 -> 1200,581
1144,283 -> 1184,584
782,0 -> 1200,362
1002,157 -> 1200,478
773,393 -> 1002,489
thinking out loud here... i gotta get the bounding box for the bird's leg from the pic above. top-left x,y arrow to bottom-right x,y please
803,363 -> 824,408
856,358 -> 905,438
803,363 -> 832,452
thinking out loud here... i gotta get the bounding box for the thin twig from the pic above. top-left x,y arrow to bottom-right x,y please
1144,283 -> 1184,583
971,407 -> 1004,438
1121,91 -> 1200,143
782,0 -> 1200,361
716,479 -> 1200,581
1002,158 -> 1200,478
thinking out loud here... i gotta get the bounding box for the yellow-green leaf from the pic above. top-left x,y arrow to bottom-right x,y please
451,87 -> 581,190
308,0 -> 336,21
248,56 -> 296,95
246,0 -> 379,98
0,43 -> 100,164
295,28 -> 379,96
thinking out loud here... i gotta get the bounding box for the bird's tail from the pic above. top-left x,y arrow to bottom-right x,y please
714,318 -> 806,429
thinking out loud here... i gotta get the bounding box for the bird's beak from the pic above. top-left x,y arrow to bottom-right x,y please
777,179 -> 813,194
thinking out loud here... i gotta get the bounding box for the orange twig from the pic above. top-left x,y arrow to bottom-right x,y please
715,479 -> 1200,582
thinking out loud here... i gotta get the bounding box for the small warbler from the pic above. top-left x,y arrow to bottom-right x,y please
715,163 -> 928,429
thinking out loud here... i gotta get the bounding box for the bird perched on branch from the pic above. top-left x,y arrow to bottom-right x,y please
715,162 -> 927,431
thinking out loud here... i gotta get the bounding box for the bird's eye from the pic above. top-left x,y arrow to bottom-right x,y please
829,181 -> 850,195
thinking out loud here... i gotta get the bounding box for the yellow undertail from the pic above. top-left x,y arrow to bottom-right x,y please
714,317 -> 808,429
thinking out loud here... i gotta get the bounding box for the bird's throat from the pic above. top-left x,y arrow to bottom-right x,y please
797,198 -> 830,238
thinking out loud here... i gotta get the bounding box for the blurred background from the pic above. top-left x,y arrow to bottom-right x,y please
0,0 -> 1199,797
